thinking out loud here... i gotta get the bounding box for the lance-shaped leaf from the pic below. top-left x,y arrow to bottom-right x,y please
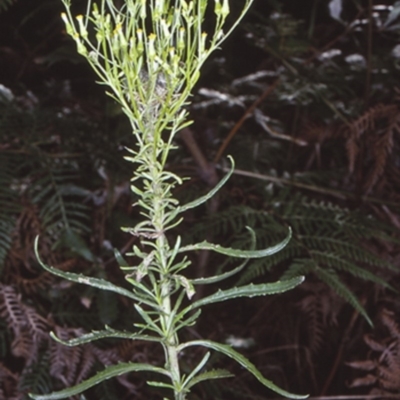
185,369 -> 234,390
192,227 -> 256,285
178,340 -> 308,399
177,155 -> 234,213
192,260 -> 247,285
34,237 -> 157,308
178,228 -> 292,259
29,362 -> 170,399
182,352 -> 211,389
189,276 -> 304,310
134,304 -> 164,335
49,326 -> 160,347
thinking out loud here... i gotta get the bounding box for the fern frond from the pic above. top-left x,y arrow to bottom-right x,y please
344,103 -> 399,193
299,235 -> 390,268
49,326 -> 83,386
348,308 -> 400,393
309,251 -> 392,288
0,284 -> 26,330
19,354 -> 53,397
11,329 -> 35,360
75,344 -> 97,385
0,218 -> 14,275
238,243 -> 305,284
30,160 -> 91,235
0,156 -> 21,273
14,272 -> 55,296
314,268 -> 371,324
196,191 -> 393,321
279,258 -> 316,281
24,305 -> 50,339
381,309 -> 400,339
296,282 -> 338,353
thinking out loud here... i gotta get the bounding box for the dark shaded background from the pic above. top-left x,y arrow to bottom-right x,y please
1,1 -> 400,399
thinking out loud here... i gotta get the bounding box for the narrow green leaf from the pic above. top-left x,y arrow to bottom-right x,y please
147,381 -> 175,389
179,227 -> 291,259
182,352 -> 211,389
134,304 -> 164,335
166,236 -> 182,269
175,309 -> 202,332
114,248 -> 128,266
185,369 -> 234,390
192,227 -> 256,285
192,260 -> 248,285
190,276 -> 304,310
34,237 -> 157,308
177,155 -> 234,213
29,362 -> 170,399
178,340 -> 308,399
49,326 -> 160,346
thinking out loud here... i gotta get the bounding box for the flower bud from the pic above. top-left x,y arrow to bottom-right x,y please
61,12 -> 75,36
76,15 -> 88,39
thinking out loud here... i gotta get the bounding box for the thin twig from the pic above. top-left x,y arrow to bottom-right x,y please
213,79 -> 280,164
217,165 -> 400,208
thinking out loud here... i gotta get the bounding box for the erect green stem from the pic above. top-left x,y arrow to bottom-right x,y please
157,226 -> 184,398
145,136 -> 183,397
161,277 -> 182,394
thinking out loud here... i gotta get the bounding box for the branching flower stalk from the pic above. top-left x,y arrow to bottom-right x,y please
30,1 -> 308,399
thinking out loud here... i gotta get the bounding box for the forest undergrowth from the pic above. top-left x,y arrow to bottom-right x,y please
1,0 -> 400,399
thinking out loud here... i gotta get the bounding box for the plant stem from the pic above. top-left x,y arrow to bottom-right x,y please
160,277 -> 181,383
146,134 -> 183,398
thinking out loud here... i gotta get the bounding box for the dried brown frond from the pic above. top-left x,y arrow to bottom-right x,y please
91,342 -> 120,366
74,344 -> 97,385
24,305 -> 50,338
0,362 -> 18,400
11,329 -> 35,360
297,281 -> 344,354
91,344 -> 145,394
14,272 -> 55,295
0,284 -> 49,338
299,120 -> 335,145
49,326 -> 84,386
0,285 -> 26,331
381,308 -> 400,339
2,201 -> 57,295
347,308 -> 400,394
346,359 -> 376,371
115,339 -> 151,363
343,103 -> 399,194
0,282 -> 130,396
363,333 -> 386,352
348,373 -> 378,388
364,127 -> 394,192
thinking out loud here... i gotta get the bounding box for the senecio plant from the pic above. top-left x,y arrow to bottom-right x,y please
30,1 -> 307,399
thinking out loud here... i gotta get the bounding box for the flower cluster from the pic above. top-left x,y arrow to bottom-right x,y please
60,0 -> 251,140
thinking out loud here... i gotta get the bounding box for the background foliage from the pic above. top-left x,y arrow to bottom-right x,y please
1,0 -> 400,399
